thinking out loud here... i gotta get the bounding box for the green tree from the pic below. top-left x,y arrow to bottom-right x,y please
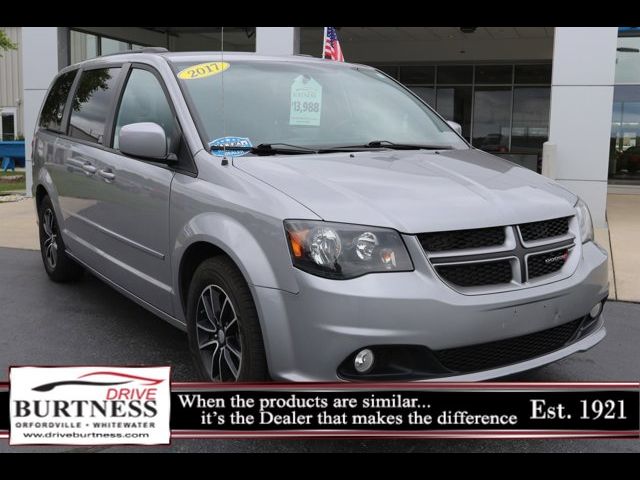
0,29 -> 17,56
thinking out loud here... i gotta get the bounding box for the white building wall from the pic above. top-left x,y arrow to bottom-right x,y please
21,27 -> 61,196
256,27 -> 300,55
548,27 -> 618,228
0,27 -> 24,136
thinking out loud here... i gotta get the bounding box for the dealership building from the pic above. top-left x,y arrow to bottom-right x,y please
0,26 -> 638,229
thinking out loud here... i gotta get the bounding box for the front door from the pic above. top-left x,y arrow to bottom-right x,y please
98,66 -> 184,314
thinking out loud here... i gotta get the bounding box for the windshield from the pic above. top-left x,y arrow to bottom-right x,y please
174,59 -> 469,153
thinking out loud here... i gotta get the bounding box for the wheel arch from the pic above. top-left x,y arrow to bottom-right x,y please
34,168 -> 62,223
178,241 -> 229,315
35,184 -> 49,210
173,212 -> 299,320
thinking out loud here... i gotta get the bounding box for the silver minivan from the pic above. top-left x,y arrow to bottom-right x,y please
33,49 -> 609,382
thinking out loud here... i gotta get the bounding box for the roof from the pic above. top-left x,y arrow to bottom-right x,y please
61,49 -> 368,73
163,51 -> 361,67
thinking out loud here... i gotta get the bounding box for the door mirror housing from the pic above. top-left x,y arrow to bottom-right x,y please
118,122 -> 175,162
447,120 -> 463,136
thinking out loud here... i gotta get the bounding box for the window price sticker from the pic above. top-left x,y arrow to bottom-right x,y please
289,75 -> 322,126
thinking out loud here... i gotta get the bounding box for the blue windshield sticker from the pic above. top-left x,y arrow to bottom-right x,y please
209,137 -> 253,157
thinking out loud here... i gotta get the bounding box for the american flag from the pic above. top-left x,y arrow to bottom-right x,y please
323,27 -> 344,62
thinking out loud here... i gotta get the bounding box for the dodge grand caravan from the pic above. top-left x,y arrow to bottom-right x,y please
32,49 -> 609,382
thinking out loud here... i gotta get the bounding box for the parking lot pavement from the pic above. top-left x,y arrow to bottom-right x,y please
0,246 -> 638,453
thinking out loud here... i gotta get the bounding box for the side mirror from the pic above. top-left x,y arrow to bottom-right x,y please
119,122 -> 174,162
447,120 -> 463,136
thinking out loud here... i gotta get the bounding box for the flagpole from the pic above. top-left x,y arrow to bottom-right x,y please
321,27 -> 327,59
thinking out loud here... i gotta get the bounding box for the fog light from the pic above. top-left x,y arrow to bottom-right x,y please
354,349 -> 375,373
590,302 -> 603,318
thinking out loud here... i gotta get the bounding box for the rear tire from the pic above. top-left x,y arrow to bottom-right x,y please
38,195 -> 84,282
186,256 -> 269,382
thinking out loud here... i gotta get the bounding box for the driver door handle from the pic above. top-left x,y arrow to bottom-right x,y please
81,162 -> 97,175
98,168 -> 115,182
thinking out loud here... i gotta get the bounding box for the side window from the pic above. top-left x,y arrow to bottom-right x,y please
114,68 -> 179,153
68,67 -> 122,144
39,70 -> 78,132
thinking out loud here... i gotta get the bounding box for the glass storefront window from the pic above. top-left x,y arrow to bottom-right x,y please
475,65 -> 512,84
472,86 -> 511,153
366,62 -> 553,168
101,37 -> 131,55
515,64 -> 552,84
399,66 -> 435,84
436,86 -> 472,140
615,37 -> 640,84
70,30 -> 99,63
1,112 -> 16,141
70,30 -> 143,63
409,87 -> 435,107
512,87 -> 550,153
610,85 -> 640,183
609,31 -> 640,184
437,66 -> 473,84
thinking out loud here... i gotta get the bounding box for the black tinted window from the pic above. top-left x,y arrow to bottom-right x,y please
515,65 -> 552,84
475,65 -> 513,84
68,68 -> 121,144
39,70 -> 78,132
437,66 -> 473,84
400,66 -> 435,85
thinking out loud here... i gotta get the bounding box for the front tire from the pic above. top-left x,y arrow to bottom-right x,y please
186,256 -> 269,382
38,195 -> 84,282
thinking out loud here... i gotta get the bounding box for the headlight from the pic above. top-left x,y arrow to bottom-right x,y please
284,220 -> 413,279
574,198 -> 594,243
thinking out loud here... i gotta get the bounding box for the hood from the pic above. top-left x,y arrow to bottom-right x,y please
233,149 -> 577,233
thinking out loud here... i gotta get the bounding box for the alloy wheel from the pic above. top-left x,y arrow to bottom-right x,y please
196,284 -> 242,381
42,208 -> 58,270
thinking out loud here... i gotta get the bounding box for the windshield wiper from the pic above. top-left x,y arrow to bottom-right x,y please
330,140 -> 453,151
209,143 -> 318,156
336,140 -> 454,151
250,143 -> 320,156
211,141 -> 453,157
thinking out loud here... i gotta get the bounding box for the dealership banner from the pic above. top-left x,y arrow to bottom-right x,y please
0,368 -> 638,444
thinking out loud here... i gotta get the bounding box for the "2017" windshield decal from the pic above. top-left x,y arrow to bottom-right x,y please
178,62 -> 230,80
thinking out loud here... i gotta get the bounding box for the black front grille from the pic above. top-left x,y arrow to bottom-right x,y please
519,217 -> 570,242
434,318 -> 582,373
418,227 -> 505,252
527,248 -> 569,279
436,260 -> 512,287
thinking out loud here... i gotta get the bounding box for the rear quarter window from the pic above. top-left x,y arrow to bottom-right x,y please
39,70 -> 78,132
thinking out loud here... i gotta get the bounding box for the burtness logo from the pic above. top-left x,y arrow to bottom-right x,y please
9,367 -> 170,445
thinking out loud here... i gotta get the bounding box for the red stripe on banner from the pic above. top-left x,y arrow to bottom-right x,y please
168,381 -> 640,390
1,380 -> 638,389
170,430 -> 640,440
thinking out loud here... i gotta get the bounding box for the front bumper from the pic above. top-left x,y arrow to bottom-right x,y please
252,238 -> 609,381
